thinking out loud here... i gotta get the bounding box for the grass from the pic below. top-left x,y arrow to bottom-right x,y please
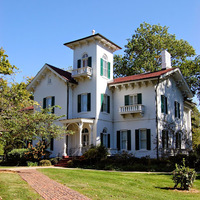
39,168 -> 200,200
0,172 -> 43,200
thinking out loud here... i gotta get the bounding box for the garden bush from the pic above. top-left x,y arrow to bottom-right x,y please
50,157 -> 59,165
39,159 -> 51,166
172,158 -> 196,190
7,148 -> 28,165
27,161 -> 38,167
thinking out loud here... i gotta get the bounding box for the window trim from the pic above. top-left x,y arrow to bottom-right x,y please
117,130 -> 131,151
161,95 -> 168,114
77,93 -> 91,113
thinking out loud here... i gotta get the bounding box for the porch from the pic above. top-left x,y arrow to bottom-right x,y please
60,118 -> 94,157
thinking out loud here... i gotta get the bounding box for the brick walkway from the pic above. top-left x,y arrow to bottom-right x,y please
18,169 -> 91,200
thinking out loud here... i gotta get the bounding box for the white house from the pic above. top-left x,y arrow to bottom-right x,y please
27,33 -> 193,159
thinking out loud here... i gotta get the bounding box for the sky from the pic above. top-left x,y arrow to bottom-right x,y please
1,0 -> 200,104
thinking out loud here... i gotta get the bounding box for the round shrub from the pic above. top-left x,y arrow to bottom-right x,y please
50,157 -> 59,165
7,148 -> 28,165
39,159 -> 51,166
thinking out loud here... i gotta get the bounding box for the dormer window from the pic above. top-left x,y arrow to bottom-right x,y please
100,54 -> 110,79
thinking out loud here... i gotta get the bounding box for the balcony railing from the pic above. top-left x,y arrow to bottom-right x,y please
72,66 -> 92,79
119,104 -> 144,116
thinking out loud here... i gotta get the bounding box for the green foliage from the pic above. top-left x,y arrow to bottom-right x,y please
0,47 -> 18,75
39,159 -> 51,166
7,148 -> 28,165
50,157 -> 59,165
114,22 -> 200,100
172,158 -> 196,190
192,106 -> 200,149
83,145 -> 108,161
25,141 -> 51,162
27,161 -> 38,167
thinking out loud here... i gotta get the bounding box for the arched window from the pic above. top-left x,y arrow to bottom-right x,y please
101,128 -> 110,148
82,53 -> 88,68
82,128 -> 89,146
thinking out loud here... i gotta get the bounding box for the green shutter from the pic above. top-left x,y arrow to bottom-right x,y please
176,132 -> 178,148
100,58 -> 103,76
107,95 -> 110,113
108,62 -> 110,79
117,131 -> 120,150
166,131 -> 169,148
108,134 -> 110,148
88,57 -> 92,67
50,138 -> 54,151
147,129 -> 151,150
161,95 -> 164,113
162,130 -> 165,148
127,130 -> 131,151
135,129 -> 139,150
43,98 -> 46,109
165,97 -> 168,114
125,95 -> 129,106
51,96 -> 55,113
87,93 -> 91,111
77,59 -> 81,68
178,103 -> 180,118
101,94 -> 104,112
175,101 -> 177,118
78,95 -> 81,113
100,133 -> 103,146
137,93 -> 142,104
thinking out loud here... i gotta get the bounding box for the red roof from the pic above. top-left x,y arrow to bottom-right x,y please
109,68 -> 175,85
47,64 -> 77,84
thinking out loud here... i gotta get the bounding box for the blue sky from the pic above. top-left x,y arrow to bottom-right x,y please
1,0 -> 200,105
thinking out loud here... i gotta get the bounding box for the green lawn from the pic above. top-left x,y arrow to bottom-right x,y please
0,172 -> 43,200
39,168 -> 200,200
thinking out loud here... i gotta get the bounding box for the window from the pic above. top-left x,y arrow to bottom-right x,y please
101,94 -> 110,113
77,54 -> 92,68
135,129 -> 151,150
43,96 -> 55,113
161,95 -> 168,114
78,93 -> 91,112
117,130 -> 131,151
176,132 -> 182,149
174,101 -> 180,118
100,54 -> 110,79
82,54 -> 88,68
125,93 -> 142,106
162,130 -> 169,149
82,128 -> 89,147
48,75 -> 52,84
100,128 -> 110,148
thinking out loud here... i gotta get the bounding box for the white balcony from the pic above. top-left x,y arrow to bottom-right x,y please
72,66 -> 92,80
119,104 -> 144,117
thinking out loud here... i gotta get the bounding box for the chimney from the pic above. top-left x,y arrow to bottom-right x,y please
161,50 -> 171,69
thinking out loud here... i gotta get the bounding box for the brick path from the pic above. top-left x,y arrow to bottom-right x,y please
18,169 -> 91,200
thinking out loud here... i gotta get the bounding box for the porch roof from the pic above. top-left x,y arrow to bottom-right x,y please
60,118 -> 95,125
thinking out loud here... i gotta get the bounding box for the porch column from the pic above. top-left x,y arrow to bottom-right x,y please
89,124 -> 93,146
62,124 -> 67,158
78,122 -> 83,156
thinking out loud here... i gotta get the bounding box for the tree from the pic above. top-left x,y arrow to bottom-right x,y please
114,22 -> 200,102
0,49 -> 66,159
191,106 -> 200,149
0,48 -> 18,75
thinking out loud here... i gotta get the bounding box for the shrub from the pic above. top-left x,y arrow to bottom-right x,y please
27,161 -> 38,167
83,145 -> 108,162
39,159 -> 51,166
50,157 -> 59,165
7,149 -> 28,165
172,158 -> 196,190
25,141 -> 51,162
